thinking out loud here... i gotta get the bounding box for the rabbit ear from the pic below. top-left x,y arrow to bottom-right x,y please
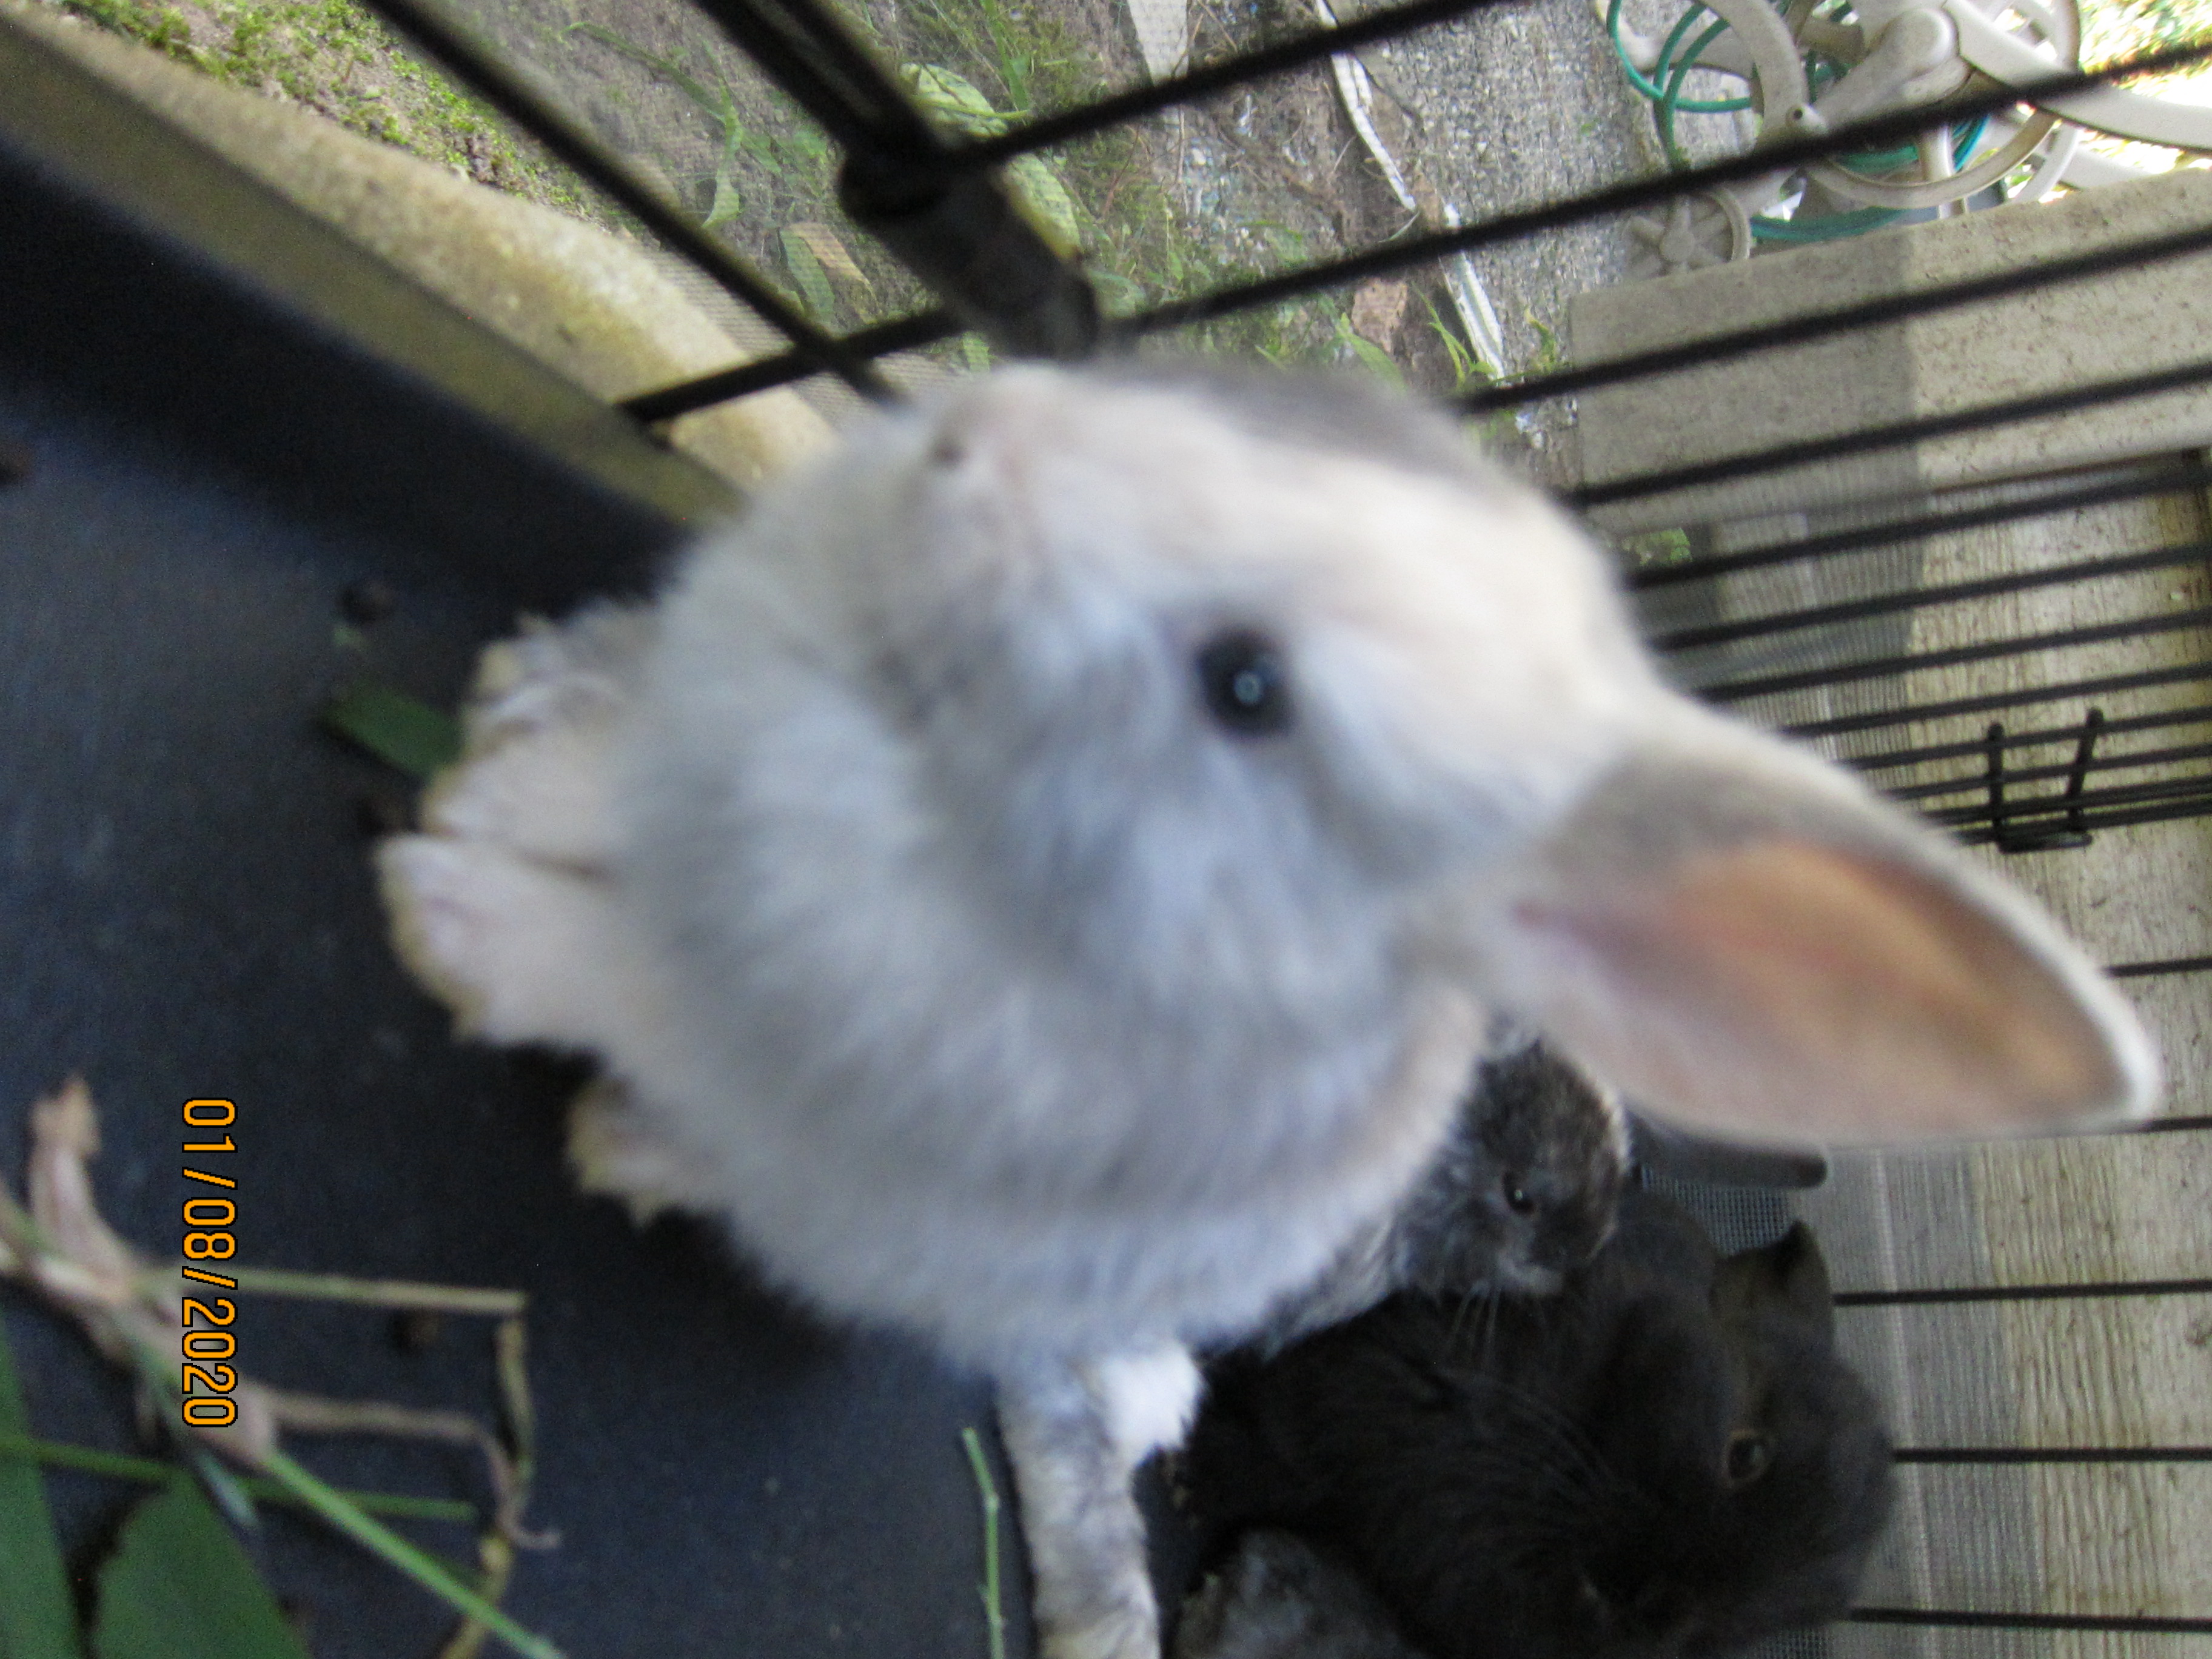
1627,1114 -> 1831,1188
1714,1223 -> 1835,1338
1467,709 -> 2158,1148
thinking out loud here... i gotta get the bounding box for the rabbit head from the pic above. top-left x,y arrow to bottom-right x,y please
642,360 -> 2150,1179
1562,1216 -> 1892,1655
1248,1037 -> 1626,1353
663,362 -> 1656,1008
1399,1037 -> 1628,1299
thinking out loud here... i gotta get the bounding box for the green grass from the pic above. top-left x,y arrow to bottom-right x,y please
562,0 -> 1372,367
0,1318 -> 78,1659
2079,0 -> 2212,69
39,0 -> 1472,379
861,0 -> 1362,366
38,0 -> 602,221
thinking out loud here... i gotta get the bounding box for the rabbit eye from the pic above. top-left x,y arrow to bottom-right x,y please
1196,629 -> 1293,736
1723,1429 -> 1772,1488
1502,1174 -> 1536,1215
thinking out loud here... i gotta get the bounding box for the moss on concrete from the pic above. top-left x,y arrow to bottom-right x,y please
33,0 -> 602,220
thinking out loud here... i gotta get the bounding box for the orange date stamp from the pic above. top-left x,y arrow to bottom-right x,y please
180,1097 -> 239,1429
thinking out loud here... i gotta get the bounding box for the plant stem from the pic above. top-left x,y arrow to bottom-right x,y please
960,1426 -> 1007,1659
0,1432 -> 478,1521
227,1268 -> 525,1317
256,1447 -> 564,1659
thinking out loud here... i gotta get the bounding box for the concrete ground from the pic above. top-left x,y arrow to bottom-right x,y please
1352,0 -> 1666,376
1139,0 -> 1680,474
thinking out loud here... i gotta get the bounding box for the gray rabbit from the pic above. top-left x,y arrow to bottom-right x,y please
378,363 -> 2152,1659
1174,1531 -> 1426,1659
1252,1035 -> 1626,1354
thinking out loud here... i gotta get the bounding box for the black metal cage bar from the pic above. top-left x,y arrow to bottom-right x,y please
1892,1447 -> 2212,1464
620,42 -> 2212,414
1851,1609 -> 2212,1635
1631,462 -> 2212,592
347,0 -> 2212,415
1849,706 -> 2212,777
62,0 -> 2207,1643
1651,541 -> 2212,656
1835,1279 -> 2212,1306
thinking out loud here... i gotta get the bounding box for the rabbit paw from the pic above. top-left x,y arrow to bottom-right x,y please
378,608 -> 663,1047
377,834 -> 622,1049
418,719 -> 620,871
566,1076 -> 723,1224
466,605 -> 653,749
1042,1606 -> 1161,1659
421,607 -> 651,869
999,1349 -> 1201,1659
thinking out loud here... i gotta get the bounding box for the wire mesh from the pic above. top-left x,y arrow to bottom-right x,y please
335,0 -> 2212,414
101,0 -> 2212,1647
331,0 -> 2208,1647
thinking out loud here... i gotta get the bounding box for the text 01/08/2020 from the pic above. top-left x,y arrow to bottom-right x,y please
181,1096 -> 238,1429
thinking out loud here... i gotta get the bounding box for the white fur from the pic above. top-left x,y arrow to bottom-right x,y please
1087,1344 -> 1204,1468
378,364 -> 2154,1659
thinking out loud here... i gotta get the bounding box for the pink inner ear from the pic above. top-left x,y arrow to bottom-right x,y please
1512,840 -> 2136,1144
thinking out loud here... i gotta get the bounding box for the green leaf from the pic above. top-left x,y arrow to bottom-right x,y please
564,23 -> 718,118
902,63 -> 1007,136
181,1441 -> 259,1534
91,1481 -> 310,1659
318,685 -> 462,782
1419,292 -> 1488,392
0,1316 -> 81,1659
779,227 -> 841,323
1088,268 -> 1146,312
1005,155 -> 1082,256
250,1449 -> 562,1659
1000,49 -> 1032,119
703,119 -> 745,229
1526,310 -> 1567,375
783,223 -> 874,298
0,1433 -> 474,1524
899,64 -> 1079,255
1334,317 -> 1405,390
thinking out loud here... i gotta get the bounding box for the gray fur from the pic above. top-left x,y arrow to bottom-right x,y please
1173,1532 -> 1423,1659
1253,1037 -> 1626,1354
377,363 -> 2155,1659
999,1352 -> 1187,1659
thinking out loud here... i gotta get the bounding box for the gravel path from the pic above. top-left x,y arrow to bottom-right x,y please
1347,0 -> 1671,461
1363,0 -> 1663,347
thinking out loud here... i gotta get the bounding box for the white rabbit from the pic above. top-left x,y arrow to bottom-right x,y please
380,362 -> 2154,1659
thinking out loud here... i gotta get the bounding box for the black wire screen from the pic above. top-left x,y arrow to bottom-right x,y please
336,0 -> 2212,409
206,0 -> 2212,1646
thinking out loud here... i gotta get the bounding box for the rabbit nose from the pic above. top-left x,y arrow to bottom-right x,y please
935,365 -> 1072,468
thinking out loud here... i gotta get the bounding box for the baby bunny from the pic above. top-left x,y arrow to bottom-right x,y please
378,362 -> 2151,1659
1173,1530 -> 1426,1659
1252,1036 -> 1626,1354
1184,1192 -> 1894,1659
